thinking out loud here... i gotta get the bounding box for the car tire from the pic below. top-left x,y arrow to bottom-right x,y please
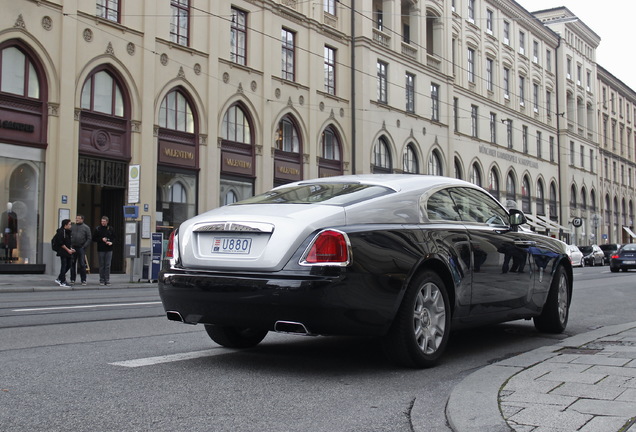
533,265 -> 569,334
204,324 -> 268,348
382,270 -> 451,368
589,258 -> 594,267
610,267 -> 619,273
580,258 -> 585,267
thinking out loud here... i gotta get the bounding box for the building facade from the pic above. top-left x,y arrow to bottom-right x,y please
0,0 -> 634,275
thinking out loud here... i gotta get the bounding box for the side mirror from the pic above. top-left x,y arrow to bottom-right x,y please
509,208 -> 527,227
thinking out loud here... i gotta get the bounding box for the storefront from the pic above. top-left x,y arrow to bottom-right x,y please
0,41 -> 48,273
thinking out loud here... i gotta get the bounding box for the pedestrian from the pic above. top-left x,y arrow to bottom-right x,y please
54,219 -> 75,287
93,215 -> 115,286
70,214 -> 92,286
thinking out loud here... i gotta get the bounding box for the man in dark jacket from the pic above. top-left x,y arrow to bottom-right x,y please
70,214 -> 92,285
93,216 -> 115,286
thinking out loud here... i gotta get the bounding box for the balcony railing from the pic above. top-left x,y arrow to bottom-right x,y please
372,28 -> 390,48
401,42 -> 417,59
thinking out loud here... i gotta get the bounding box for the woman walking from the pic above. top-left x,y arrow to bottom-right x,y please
54,219 -> 75,287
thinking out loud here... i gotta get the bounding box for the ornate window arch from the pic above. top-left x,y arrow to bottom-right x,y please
403,143 -> 419,174
522,175 -> 531,213
470,163 -> 482,187
373,136 -> 392,173
489,168 -> 500,201
159,89 -> 195,133
536,179 -> 545,215
80,69 -> 126,117
428,150 -> 442,176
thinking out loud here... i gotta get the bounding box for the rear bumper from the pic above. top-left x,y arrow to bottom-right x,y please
158,268 -> 400,336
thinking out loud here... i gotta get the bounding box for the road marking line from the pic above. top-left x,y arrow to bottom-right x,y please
109,349 -> 233,367
13,301 -> 162,312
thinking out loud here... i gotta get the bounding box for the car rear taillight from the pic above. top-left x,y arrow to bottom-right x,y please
611,254 -> 619,259
166,231 -> 175,259
303,230 -> 350,265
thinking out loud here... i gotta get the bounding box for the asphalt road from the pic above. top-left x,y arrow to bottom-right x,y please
1,266 -> 633,432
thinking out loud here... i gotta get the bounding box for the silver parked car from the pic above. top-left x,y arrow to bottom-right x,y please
159,175 -> 573,368
578,245 -> 604,266
566,245 -> 584,267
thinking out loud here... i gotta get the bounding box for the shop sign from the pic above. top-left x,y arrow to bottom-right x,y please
159,141 -> 197,169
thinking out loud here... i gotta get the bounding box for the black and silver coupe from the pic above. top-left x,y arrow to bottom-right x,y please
609,243 -> 636,272
158,175 -> 573,368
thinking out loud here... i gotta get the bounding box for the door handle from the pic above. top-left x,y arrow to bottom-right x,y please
514,240 -> 536,247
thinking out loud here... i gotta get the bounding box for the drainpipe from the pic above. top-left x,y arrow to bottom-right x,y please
350,0 -> 356,174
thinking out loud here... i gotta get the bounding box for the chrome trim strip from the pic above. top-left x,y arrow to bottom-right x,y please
193,222 -> 275,233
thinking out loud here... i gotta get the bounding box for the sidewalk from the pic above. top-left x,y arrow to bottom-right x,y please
446,322 -> 636,432
0,272 -> 155,292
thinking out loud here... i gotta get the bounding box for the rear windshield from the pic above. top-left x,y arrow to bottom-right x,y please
234,183 -> 394,206
599,244 -> 619,251
578,246 -> 592,253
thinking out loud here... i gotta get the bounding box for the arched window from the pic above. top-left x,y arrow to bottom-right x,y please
159,89 -> 194,133
170,182 -> 187,203
454,157 -> 463,179
622,198 -> 627,226
614,197 -> 619,225
470,163 -> 481,186
322,126 -> 341,161
570,185 -> 577,209
428,150 -> 442,176
276,116 -> 300,153
0,46 -> 40,98
522,176 -> 531,213
630,201 -> 634,227
489,168 -> 500,200
225,190 -> 238,205
580,188 -> 587,211
536,180 -> 545,215
590,190 -> 597,212
80,70 -> 124,116
222,104 -> 251,144
506,172 -> 516,201
604,195 -> 611,228
550,183 -> 558,219
403,144 -> 419,173
373,136 -> 392,173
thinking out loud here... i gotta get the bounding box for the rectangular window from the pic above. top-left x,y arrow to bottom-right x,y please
533,41 -> 539,63
231,8 -> 247,66
471,105 -> 478,138
486,58 -> 493,92
546,49 -> 551,72
453,97 -> 459,132
590,149 -> 594,173
586,70 -> 591,91
468,0 -> 475,21
577,64 -> 582,86
503,67 -> 510,99
604,158 -> 609,180
519,31 -> 525,55
467,48 -> 475,83
486,9 -> 494,33
533,83 -> 539,112
503,21 -> 510,45
570,141 -> 575,165
406,73 -> 415,113
431,83 -> 440,121
170,0 -> 190,46
536,131 -> 542,159
281,28 -> 296,81
490,112 -> 497,144
324,0 -> 336,15
550,136 -> 555,162
546,91 -> 552,117
580,145 -> 585,167
522,126 -> 528,153
567,58 -> 572,79
375,8 -> 383,30
96,0 -> 120,22
377,61 -> 388,103
324,46 -> 336,95
507,120 -> 513,149
519,75 -> 525,106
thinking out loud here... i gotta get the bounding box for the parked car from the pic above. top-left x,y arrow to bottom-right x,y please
158,175 -> 573,368
599,244 -> 621,265
578,245 -> 605,266
566,245 -> 585,267
609,244 -> 636,272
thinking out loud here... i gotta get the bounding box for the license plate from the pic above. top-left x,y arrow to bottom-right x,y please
623,260 -> 635,265
212,237 -> 252,254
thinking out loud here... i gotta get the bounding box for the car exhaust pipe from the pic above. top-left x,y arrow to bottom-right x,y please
166,311 -> 184,322
274,320 -> 314,336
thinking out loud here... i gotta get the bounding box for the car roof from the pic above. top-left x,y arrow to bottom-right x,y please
288,174 -> 479,193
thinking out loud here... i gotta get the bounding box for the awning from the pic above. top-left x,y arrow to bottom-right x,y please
524,214 -> 547,231
623,226 -> 636,239
536,215 -> 571,234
